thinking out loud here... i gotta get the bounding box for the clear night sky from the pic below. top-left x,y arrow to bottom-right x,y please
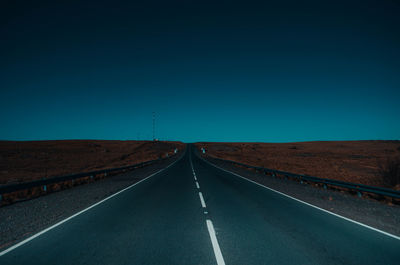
1,0 -> 399,142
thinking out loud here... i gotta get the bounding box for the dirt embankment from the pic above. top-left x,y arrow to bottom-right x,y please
0,140 -> 185,185
195,141 -> 400,188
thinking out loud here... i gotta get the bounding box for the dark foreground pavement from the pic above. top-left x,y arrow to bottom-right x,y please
1,144 -> 399,264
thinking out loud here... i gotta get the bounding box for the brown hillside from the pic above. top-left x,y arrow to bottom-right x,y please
195,141 -> 400,187
0,140 -> 185,185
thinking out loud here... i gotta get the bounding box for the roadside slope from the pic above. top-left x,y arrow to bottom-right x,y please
195,141 -> 400,188
0,140 -> 184,185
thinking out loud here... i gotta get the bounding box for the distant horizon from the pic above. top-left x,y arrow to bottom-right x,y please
1,138 -> 399,144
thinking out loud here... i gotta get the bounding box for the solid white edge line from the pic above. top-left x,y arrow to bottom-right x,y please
196,181 -> 200,189
199,155 -> 400,241
0,154 -> 184,257
199,192 -> 207,208
206,219 -> 226,265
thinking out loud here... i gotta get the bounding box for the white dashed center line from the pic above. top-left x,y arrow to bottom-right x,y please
206,219 -> 226,265
190,150 -> 225,265
198,192 -> 207,208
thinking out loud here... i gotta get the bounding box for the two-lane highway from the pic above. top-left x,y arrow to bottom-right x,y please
1,144 -> 399,264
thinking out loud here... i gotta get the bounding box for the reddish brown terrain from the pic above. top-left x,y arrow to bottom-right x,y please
195,141 -> 400,188
0,140 -> 185,185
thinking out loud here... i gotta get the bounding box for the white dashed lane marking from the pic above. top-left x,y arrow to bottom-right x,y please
190,150 -> 226,265
198,192 -> 206,208
206,219 -> 226,265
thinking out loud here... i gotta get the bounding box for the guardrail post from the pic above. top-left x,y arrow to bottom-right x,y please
323,184 -> 327,190
357,191 -> 362,198
104,172 -> 107,177
43,185 -> 47,192
90,175 -> 94,180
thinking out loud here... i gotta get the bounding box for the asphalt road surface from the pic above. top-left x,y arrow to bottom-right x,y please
1,144 -> 399,264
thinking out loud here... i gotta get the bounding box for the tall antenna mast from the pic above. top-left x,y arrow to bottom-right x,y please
152,111 -> 155,141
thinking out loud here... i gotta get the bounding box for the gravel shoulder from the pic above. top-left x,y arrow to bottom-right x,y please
202,155 -> 400,237
0,153 -> 184,251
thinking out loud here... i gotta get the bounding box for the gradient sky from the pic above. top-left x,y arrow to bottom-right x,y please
1,0 -> 399,142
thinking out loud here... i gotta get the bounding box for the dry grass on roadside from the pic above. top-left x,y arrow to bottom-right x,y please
379,156 -> 400,189
195,141 -> 400,188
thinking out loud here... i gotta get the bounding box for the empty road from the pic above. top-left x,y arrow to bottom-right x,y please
1,144 -> 399,264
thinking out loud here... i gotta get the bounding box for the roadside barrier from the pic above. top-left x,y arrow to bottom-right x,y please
0,152 -> 179,205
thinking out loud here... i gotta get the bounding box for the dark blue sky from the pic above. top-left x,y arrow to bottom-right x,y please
1,0 -> 399,142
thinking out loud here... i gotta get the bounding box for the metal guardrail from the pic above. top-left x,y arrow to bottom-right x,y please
204,155 -> 400,199
0,154 -> 176,196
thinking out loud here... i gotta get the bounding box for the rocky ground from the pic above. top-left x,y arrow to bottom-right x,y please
0,140 -> 185,185
195,141 -> 400,188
